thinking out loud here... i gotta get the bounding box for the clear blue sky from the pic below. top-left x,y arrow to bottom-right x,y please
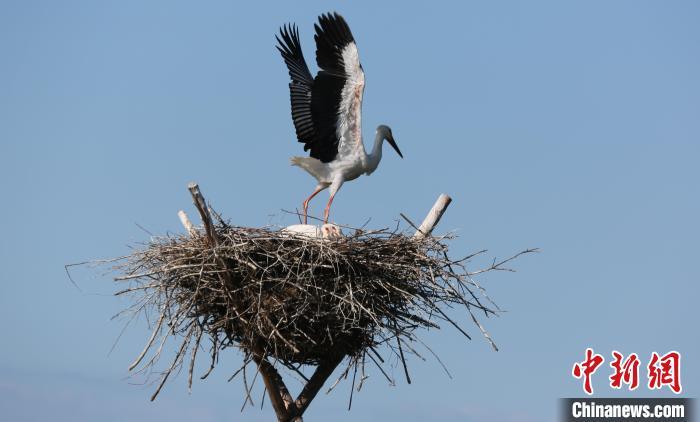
1,1 -> 698,421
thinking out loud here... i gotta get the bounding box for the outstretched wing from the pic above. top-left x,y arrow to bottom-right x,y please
312,12 -> 365,162
277,13 -> 364,163
276,25 -> 316,151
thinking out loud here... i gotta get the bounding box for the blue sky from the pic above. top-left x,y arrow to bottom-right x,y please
1,1 -> 698,421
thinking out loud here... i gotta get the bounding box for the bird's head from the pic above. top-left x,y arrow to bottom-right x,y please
377,125 -> 403,158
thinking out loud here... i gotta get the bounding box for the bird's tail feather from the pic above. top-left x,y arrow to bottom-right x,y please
290,156 -> 327,182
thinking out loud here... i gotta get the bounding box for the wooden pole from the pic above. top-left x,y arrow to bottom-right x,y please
293,350 -> 345,417
251,353 -> 295,421
177,210 -> 196,236
187,182 -> 218,247
414,193 -> 452,239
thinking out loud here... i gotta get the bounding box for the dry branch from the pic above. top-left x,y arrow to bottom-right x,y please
414,194 -> 452,239
177,210 -> 196,237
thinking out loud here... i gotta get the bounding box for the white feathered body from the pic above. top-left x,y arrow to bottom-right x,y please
290,41 -> 371,190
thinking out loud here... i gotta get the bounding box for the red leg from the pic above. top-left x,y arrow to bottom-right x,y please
323,193 -> 336,224
303,186 -> 324,224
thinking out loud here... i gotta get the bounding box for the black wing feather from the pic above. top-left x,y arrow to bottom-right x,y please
277,13 -> 357,163
309,13 -> 356,162
314,12 -> 355,74
276,24 -> 315,148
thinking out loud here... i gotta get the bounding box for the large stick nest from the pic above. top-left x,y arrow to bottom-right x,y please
114,222 -> 533,398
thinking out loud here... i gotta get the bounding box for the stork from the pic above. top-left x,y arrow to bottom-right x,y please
276,12 -> 403,224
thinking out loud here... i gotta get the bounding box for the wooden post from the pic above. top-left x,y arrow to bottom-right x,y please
414,193 -> 452,239
293,350 -> 345,417
177,210 -> 196,236
188,182 -> 218,247
251,353 -> 295,421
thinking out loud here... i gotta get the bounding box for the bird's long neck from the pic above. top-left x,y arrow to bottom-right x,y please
365,131 -> 385,175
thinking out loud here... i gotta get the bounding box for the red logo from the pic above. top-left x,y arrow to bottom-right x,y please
648,351 -> 682,394
609,351 -> 640,390
572,348 -> 605,395
572,349 -> 682,394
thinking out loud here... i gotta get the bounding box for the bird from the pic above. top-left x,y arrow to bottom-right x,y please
276,12 -> 403,224
282,223 -> 344,240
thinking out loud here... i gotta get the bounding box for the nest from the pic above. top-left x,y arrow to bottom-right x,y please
113,221 -> 533,402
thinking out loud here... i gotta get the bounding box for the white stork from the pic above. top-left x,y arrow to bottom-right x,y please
276,12 -> 403,224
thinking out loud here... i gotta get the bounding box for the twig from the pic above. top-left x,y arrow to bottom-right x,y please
129,308 -> 166,371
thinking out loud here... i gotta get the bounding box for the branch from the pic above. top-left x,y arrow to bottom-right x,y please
188,182 -> 217,247
469,248 -> 540,275
251,353 -> 295,421
414,193 -> 452,239
178,210 -> 196,236
294,351 -> 345,417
